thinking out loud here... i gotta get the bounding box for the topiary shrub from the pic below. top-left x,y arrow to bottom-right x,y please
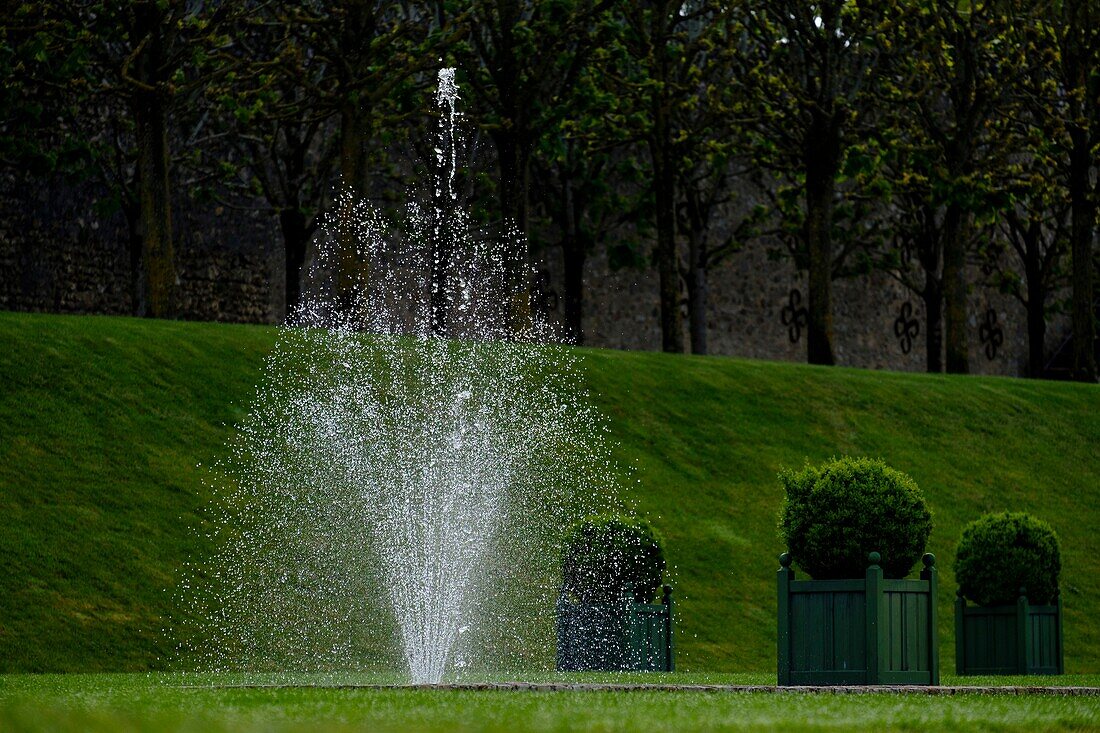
562,515 -> 665,604
955,511 -> 1061,606
778,456 -> 932,579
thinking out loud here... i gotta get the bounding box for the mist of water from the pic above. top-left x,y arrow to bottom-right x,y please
176,69 -> 622,683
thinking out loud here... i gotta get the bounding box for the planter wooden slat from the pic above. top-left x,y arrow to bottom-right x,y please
955,591 -> 1064,675
778,552 -> 939,686
789,579 -> 866,593
556,585 -> 674,672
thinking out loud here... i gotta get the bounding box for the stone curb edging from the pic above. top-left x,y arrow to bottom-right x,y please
179,682 -> 1100,696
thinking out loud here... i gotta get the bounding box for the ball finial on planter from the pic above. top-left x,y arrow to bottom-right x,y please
954,512 -> 1060,607
777,456 -> 932,579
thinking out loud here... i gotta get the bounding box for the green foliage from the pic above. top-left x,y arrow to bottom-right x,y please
778,457 -> 932,579
561,515 -> 665,604
955,512 -> 1062,607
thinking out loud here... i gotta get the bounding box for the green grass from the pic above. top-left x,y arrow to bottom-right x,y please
1,674 -> 1099,732
2,312 -> 1099,674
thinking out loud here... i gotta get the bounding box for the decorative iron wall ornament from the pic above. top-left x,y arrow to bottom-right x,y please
979,308 -> 1004,361
893,302 -> 920,355
780,288 -> 808,344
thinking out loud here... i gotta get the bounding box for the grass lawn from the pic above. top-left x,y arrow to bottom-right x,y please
1,674 -> 1100,732
2,312 -> 1099,674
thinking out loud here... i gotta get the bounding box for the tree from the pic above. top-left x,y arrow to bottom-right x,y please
449,0 -> 613,332
989,197 -> 1069,377
254,1 -> 459,306
875,151 -> 950,373
736,1 -> 906,365
5,1 -> 239,318
1055,0 -> 1100,381
593,0 -> 740,353
670,12 -> 758,356
883,0 -> 1047,374
531,128 -> 622,345
980,18 -> 1070,379
200,8 -> 339,315
0,8 -> 140,301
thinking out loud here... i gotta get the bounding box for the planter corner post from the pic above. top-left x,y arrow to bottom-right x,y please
1057,590 -> 1065,675
955,590 -> 967,676
663,583 -> 675,672
555,588 -> 569,672
865,552 -> 884,685
777,552 -> 793,686
921,553 -> 940,684
1016,587 -> 1030,675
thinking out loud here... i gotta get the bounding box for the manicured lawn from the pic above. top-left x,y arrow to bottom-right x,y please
2,312 -> 1099,674
1,674 -> 1099,732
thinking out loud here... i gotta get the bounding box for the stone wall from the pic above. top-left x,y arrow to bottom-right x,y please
0,170 -> 1069,378
0,172 -> 279,323
0,173 -> 132,315
537,239 -> 1069,379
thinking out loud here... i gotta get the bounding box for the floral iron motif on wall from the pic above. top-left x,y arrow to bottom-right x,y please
893,302 -> 920,355
979,308 -> 1004,361
780,288 -> 808,344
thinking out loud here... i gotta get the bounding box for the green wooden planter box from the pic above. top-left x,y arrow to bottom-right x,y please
777,551 -> 940,686
556,585 -> 674,672
955,590 -> 1064,675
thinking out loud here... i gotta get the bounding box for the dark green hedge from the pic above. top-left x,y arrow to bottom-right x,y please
778,456 -> 932,579
561,515 -> 665,603
955,511 -> 1061,606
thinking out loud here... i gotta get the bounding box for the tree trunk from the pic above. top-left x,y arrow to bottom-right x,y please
923,276 -> 944,373
132,89 -> 176,319
279,207 -> 308,317
650,116 -> 683,353
494,129 -> 532,332
340,103 -> 371,199
686,226 -> 708,355
1061,0 -> 1099,381
1026,291 -> 1047,380
122,198 -> 146,317
336,103 -> 370,309
1068,126 -> 1097,381
804,115 -> 838,366
942,203 -> 970,374
560,175 -> 585,345
496,131 -> 529,235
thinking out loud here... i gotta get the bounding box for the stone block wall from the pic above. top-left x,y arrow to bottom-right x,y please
537,238 -> 1067,379
1,170 -> 1069,378
0,172 -> 279,324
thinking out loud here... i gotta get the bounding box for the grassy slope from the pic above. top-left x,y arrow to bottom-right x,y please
1,312 -> 1099,673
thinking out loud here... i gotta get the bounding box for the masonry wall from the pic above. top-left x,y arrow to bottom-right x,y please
0,171 -> 1066,378
538,241 -> 1067,379
0,172 -> 280,324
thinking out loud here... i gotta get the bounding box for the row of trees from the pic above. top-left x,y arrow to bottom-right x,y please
2,1 -> 1097,380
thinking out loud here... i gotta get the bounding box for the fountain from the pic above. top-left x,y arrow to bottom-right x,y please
177,69 -> 622,683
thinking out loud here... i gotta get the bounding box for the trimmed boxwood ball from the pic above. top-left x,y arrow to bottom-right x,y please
562,515 -> 665,603
955,511 -> 1061,606
778,456 -> 932,579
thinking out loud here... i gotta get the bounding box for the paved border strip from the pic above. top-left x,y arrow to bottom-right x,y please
178,682 -> 1100,696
